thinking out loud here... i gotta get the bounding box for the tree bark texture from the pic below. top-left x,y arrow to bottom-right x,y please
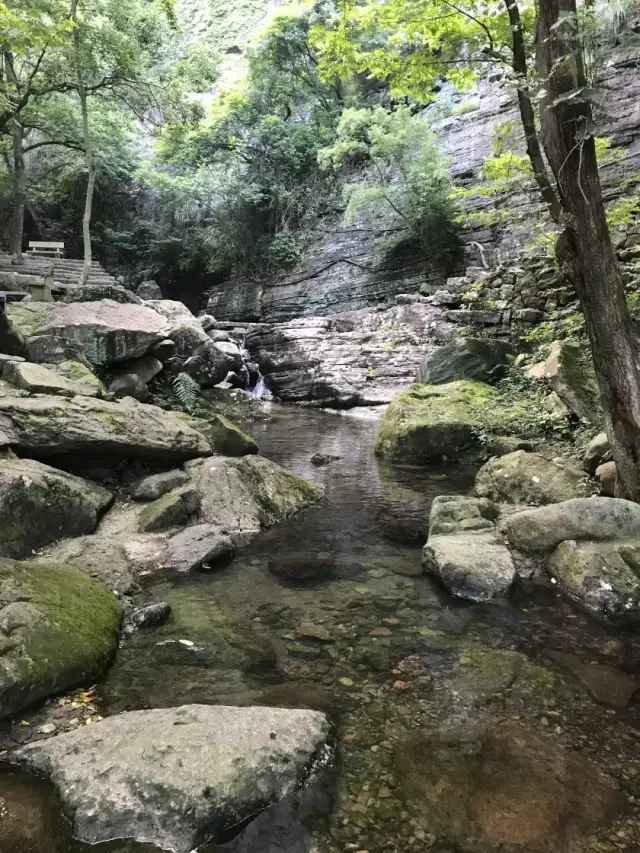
9,119 -> 25,258
72,0 -> 94,286
537,0 -> 640,501
504,0 -> 562,224
4,51 -> 25,257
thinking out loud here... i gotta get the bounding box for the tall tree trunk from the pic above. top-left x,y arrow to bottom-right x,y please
537,0 -> 640,501
72,0 -> 93,286
9,119 -> 25,258
504,0 -> 562,224
3,50 -> 25,258
78,84 -> 94,286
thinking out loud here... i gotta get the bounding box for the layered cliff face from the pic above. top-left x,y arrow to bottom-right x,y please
206,36 -> 640,325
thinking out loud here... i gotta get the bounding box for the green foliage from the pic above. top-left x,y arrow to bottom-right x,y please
172,371 -> 201,412
311,0 -> 536,101
319,105 -> 461,263
141,7 -> 349,288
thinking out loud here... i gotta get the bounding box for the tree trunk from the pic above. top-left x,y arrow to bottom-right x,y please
9,119 -> 25,258
3,50 -> 25,258
72,0 -> 93,286
537,0 -> 640,501
504,0 -> 562,224
80,165 -> 95,285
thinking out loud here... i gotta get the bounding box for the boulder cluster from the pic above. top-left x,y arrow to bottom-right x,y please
0,290 -> 329,852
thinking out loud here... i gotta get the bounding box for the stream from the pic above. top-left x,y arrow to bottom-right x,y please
2,405 -> 640,852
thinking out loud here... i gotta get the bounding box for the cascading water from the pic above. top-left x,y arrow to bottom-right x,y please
237,335 -> 272,399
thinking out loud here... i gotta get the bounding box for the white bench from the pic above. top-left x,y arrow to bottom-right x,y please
28,241 -> 64,258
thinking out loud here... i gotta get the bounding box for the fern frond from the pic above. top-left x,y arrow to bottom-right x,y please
172,372 -> 200,412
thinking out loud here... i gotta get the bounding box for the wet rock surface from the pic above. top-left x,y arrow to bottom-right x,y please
14,704 -> 331,853
396,722 -> 626,853
423,496 -> 515,602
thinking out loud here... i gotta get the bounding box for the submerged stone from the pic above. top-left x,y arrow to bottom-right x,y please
396,722 -> 625,852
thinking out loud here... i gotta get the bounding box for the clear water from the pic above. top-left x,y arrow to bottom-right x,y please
2,406 -> 640,853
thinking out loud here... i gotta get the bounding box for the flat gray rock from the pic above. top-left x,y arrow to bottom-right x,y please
131,469 -> 190,501
0,393 -> 210,461
162,524 -> 235,571
423,529 -> 516,602
7,300 -> 172,365
15,704 -> 331,853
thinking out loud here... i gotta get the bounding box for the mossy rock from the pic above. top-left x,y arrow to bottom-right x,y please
233,455 -> 322,525
375,380 -> 528,465
194,414 -> 259,457
0,457 -> 112,559
0,558 -> 120,719
475,451 -> 586,505
138,488 -> 201,533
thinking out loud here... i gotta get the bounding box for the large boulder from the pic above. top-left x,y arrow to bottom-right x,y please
547,539 -> 640,624
162,524 -> 235,572
375,381 -> 526,465
0,558 -> 120,719
14,704 -> 331,852
501,497 -> 640,554
6,300 -> 171,365
423,496 -> 515,601
0,392 -> 211,461
187,455 -> 323,546
475,450 -> 585,505
527,340 -> 602,424
0,457 -> 112,559
3,360 -> 104,398
396,723 -> 625,852
416,337 -> 514,385
184,340 -> 239,387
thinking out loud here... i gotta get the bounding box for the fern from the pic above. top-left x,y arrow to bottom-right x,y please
172,372 -> 200,412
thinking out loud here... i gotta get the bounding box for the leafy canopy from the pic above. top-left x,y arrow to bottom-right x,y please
310,0 -> 537,100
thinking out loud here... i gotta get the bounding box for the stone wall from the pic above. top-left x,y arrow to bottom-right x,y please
206,33 -> 640,324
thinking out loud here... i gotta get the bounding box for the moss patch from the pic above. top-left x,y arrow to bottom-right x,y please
0,559 -> 120,719
194,414 -> 259,457
233,456 -> 323,526
375,380 -> 529,465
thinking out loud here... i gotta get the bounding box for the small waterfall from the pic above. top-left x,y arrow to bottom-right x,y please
238,339 -> 272,399
250,373 -> 271,399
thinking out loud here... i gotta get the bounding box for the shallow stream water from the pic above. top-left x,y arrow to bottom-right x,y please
2,406 -> 640,853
